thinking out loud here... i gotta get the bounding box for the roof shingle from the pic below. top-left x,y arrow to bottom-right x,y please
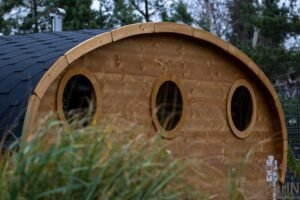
0,29 -> 108,146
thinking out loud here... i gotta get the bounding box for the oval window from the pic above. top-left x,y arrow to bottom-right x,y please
155,81 -> 183,131
62,75 -> 96,125
227,79 -> 256,138
231,86 -> 253,131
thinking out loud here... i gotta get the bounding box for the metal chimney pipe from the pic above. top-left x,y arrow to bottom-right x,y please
50,8 -> 66,32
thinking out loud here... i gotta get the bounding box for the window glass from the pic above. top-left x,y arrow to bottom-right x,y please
62,75 -> 96,125
155,81 -> 183,131
231,86 -> 253,131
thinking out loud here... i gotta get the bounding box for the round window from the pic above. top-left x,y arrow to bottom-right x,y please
62,75 -> 96,124
227,79 -> 256,138
57,67 -> 101,127
231,86 -> 253,131
151,75 -> 186,139
156,81 -> 183,131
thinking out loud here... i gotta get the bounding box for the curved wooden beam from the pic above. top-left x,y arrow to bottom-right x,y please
22,94 -> 41,141
111,23 -> 154,42
23,22 -> 287,182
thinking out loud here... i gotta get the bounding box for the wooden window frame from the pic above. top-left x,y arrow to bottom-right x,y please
56,67 -> 101,125
227,79 -> 257,138
151,74 -> 187,139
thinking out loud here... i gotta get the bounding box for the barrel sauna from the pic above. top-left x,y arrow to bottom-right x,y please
0,23 -> 287,198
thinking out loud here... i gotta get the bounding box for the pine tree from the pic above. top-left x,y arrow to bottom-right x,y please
229,0 -> 300,80
111,0 -> 142,26
95,0 -> 113,29
129,0 -> 166,22
0,0 -> 48,34
46,0 -> 97,30
191,0 -> 231,38
21,0 -> 48,33
171,0 -> 193,25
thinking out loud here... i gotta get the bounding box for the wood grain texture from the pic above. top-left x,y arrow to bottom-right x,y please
27,24 -> 285,147
112,23 -> 154,42
65,32 -> 112,64
34,78 -> 60,125
22,94 -> 41,141
193,28 -> 228,52
42,35 -> 284,196
155,22 -> 193,36
22,23 -> 287,197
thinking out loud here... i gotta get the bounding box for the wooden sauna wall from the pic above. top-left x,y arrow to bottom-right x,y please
36,33 -> 283,198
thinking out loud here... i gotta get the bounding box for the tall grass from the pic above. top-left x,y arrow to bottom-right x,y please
0,117 -> 195,200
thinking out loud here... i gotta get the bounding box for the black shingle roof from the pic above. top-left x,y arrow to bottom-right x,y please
0,30 -> 108,146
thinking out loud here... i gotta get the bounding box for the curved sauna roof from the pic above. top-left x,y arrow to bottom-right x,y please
0,22 -> 287,181
0,30 -> 107,142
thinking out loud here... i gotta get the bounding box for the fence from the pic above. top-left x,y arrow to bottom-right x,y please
276,85 -> 300,198
276,86 -> 300,158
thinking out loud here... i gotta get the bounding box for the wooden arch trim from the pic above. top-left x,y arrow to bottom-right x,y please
23,22 -> 287,182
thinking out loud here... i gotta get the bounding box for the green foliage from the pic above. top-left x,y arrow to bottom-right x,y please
160,0 -> 193,25
95,0 -> 113,29
171,0 -> 193,25
287,146 -> 300,177
229,0 -> 256,46
129,0 -> 165,22
259,0 -> 290,45
0,118 -> 195,199
241,45 -> 300,80
111,0 -> 142,26
0,17 -> 16,35
0,0 -> 22,18
229,0 -> 300,80
227,168 -> 244,200
0,0 -> 41,34
229,0 -> 290,47
0,0 -> 300,81
47,0 -> 97,30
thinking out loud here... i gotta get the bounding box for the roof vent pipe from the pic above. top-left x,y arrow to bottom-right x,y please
49,8 -> 66,32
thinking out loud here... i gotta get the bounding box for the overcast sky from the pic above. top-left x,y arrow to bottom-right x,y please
92,0 -> 100,10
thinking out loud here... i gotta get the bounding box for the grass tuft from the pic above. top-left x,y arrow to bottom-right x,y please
0,118 -> 195,200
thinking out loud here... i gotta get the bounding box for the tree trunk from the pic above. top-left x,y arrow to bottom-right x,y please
205,0 -> 214,33
251,0 -> 265,48
32,0 -> 38,33
252,26 -> 260,48
144,0 -> 149,22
